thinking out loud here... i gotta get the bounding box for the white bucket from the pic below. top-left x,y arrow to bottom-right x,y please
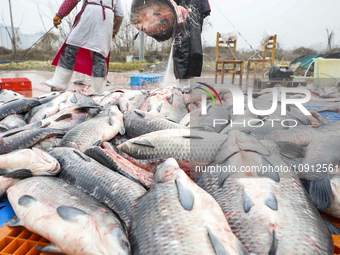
126,55 -> 133,63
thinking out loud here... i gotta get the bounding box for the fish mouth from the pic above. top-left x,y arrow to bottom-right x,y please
48,162 -> 61,175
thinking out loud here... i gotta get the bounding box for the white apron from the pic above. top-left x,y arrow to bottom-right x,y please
66,0 -> 114,58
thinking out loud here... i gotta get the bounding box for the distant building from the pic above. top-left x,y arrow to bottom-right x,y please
0,24 -> 13,49
0,24 -> 44,50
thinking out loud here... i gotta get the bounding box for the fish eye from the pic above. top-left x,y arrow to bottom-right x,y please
121,240 -> 130,249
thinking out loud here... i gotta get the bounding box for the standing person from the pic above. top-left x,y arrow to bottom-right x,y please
46,0 -> 124,93
172,0 -> 210,88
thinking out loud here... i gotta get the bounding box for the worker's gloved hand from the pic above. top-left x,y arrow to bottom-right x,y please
53,14 -> 62,28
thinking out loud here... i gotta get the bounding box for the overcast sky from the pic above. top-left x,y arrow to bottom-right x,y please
1,0 -> 339,50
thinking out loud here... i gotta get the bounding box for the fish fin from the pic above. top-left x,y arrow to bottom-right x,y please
167,94 -> 174,105
132,139 -> 155,148
4,169 -> 33,179
42,114 -> 47,120
265,192 -> 278,211
147,104 -> 152,112
218,169 -> 232,188
54,113 -> 72,122
134,109 -> 145,118
153,12 -> 161,16
36,244 -> 63,253
70,94 -> 77,104
109,117 -> 114,126
57,206 -> 88,223
128,96 -> 135,100
157,103 -> 163,112
268,230 -> 278,255
73,150 -> 92,162
30,120 -> 42,129
258,158 -> 280,182
125,102 -> 129,110
0,169 -> 9,175
274,141 -> 304,159
322,216 -> 340,235
119,125 -> 125,135
93,140 -> 102,147
182,135 -> 204,139
207,227 -> 228,255
40,122 -> 51,128
18,195 -> 37,206
175,177 -> 194,211
243,191 -> 254,213
306,178 -> 333,210
6,218 -> 23,227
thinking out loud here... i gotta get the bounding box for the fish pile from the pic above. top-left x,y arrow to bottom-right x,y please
0,83 -> 339,254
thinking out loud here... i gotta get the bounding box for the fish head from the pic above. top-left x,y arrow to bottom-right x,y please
154,158 -> 182,183
94,211 -> 131,255
130,0 -> 189,41
30,148 -> 61,175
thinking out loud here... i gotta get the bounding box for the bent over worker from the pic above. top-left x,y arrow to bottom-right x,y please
46,0 -> 124,93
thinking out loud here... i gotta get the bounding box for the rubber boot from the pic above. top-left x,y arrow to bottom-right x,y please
92,77 -> 106,94
176,79 -> 190,89
45,66 -> 73,91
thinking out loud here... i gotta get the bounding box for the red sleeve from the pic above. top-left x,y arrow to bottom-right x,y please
57,0 -> 79,18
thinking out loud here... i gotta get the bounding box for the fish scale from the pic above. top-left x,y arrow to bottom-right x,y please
49,147 -> 146,227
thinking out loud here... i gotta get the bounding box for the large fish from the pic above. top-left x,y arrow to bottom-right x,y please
0,128 -> 66,155
124,109 -> 184,137
195,130 -> 334,254
0,148 -> 60,195
49,147 -> 146,227
117,128 -> 228,177
117,90 -> 149,113
60,105 -> 125,152
130,0 -> 189,41
0,98 -> 41,121
130,158 -> 248,255
139,87 -> 188,123
7,177 -> 130,255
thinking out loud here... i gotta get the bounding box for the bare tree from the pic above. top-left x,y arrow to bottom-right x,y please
326,28 -> 334,51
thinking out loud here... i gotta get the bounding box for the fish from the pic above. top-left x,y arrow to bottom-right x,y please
117,90 -> 149,113
7,177 -> 130,255
301,135 -> 340,210
264,121 -> 340,146
130,0 -> 189,41
26,92 -> 98,123
85,146 -> 153,188
129,158 -> 248,255
60,105 -> 125,152
195,130 -> 334,254
0,98 -> 41,121
0,148 -> 60,195
117,128 -> 228,177
124,109 -> 184,137
139,88 -> 188,123
0,128 -> 66,155
49,147 -> 146,227
321,175 -> 340,219
0,114 -> 26,130
0,89 -> 24,102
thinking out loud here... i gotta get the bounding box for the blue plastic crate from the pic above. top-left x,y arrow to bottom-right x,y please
0,197 -> 15,227
130,74 -> 164,87
305,105 -> 340,122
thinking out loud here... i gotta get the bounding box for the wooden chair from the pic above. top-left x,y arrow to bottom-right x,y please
215,32 -> 244,86
246,34 -> 277,79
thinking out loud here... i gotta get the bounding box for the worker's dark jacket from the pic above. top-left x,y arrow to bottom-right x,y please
173,0 -> 211,79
